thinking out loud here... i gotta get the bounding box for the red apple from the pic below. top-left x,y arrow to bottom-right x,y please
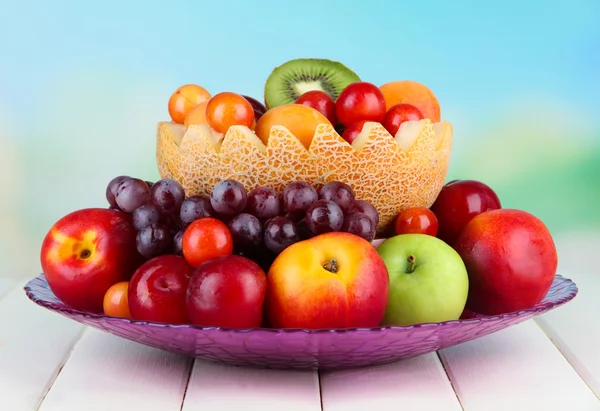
454,209 -> 558,315
186,255 -> 267,328
265,232 -> 389,329
430,179 -> 501,246
40,208 -> 142,312
128,255 -> 194,324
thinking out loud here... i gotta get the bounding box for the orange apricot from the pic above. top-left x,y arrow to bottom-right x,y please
168,84 -> 211,124
254,104 -> 332,149
379,81 -> 441,123
184,101 -> 209,126
103,281 -> 131,318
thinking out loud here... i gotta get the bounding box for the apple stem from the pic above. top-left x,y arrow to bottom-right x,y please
80,249 -> 91,259
323,260 -> 338,273
406,255 -> 416,273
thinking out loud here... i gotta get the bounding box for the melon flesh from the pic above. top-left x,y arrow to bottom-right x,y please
156,119 -> 453,234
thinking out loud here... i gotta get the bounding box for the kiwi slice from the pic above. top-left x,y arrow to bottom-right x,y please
264,58 -> 361,109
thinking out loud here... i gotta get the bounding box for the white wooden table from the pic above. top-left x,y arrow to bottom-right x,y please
2,233 -> 599,411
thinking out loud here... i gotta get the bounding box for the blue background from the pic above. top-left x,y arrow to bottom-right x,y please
1,0 -> 598,279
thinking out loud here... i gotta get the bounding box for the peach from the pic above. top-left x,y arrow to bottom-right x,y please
168,84 -> 211,124
184,101 -> 209,127
265,232 -> 390,329
254,104 -> 332,149
379,80 -> 441,123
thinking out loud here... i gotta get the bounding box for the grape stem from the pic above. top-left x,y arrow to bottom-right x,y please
406,255 -> 416,273
323,260 -> 338,274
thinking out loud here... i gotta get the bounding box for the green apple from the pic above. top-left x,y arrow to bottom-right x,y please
376,233 -> 469,326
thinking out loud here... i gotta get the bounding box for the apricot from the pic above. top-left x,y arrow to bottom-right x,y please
254,104 -> 332,149
184,101 -> 209,126
379,81 -> 441,123
168,84 -> 211,124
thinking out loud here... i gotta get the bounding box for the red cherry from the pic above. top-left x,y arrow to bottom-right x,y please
382,104 -> 424,136
394,207 -> 438,236
335,82 -> 386,127
341,120 -> 369,144
296,90 -> 337,125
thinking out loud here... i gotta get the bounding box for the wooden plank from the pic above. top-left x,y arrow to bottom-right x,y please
0,282 -> 84,411
536,232 -> 600,398
181,360 -> 321,411
320,353 -> 462,411
439,320 -> 600,411
39,328 -> 193,411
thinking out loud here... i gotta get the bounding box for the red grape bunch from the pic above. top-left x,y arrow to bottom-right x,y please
106,175 -> 380,263
106,176 -> 187,259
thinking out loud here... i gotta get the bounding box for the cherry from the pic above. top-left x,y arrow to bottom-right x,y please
295,90 -> 337,125
335,82 -> 386,127
341,120 -> 369,144
394,207 -> 438,236
382,104 -> 424,136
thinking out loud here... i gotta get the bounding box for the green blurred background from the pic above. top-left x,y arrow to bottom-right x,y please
1,0 -> 598,280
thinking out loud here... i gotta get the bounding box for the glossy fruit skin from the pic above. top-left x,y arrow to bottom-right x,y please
186,255 -> 267,328
254,104 -> 332,150
430,179 -> 502,246
115,178 -> 151,213
454,209 -> 558,315
246,187 -> 281,221
394,207 -> 438,237
342,212 -> 376,242
184,101 -> 209,126
180,195 -> 215,226
182,218 -> 233,267
206,92 -> 255,134
106,176 -> 129,208
40,208 -> 142,312
377,233 -> 469,326
341,120 -> 368,144
103,281 -> 131,318
296,90 -> 337,125
319,181 -> 355,214
379,80 -> 440,123
305,199 -> 344,234
265,232 -> 390,329
210,180 -> 248,216
382,104 -> 424,136
263,216 -> 300,254
283,181 -> 319,219
128,255 -> 194,324
335,82 -> 386,127
352,200 -> 379,228
168,84 -> 211,124
242,95 -> 267,121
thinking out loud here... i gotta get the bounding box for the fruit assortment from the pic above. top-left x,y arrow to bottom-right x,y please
39,57 -> 559,332
156,58 -> 452,233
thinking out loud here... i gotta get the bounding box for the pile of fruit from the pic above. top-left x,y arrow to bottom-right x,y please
156,58 -> 452,234
38,57 -> 559,330
40,174 -> 558,329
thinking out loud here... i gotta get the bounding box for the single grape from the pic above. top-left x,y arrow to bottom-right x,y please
180,195 -> 215,226
305,200 -> 344,234
342,212 -> 376,242
115,178 -> 151,213
132,203 -> 162,230
319,181 -> 355,214
173,230 -> 184,256
264,216 -> 300,254
227,213 -> 263,247
246,187 -> 281,220
106,175 -> 129,208
150,178 -> 185,215
283,181 -> 318,219
136,223 -> 172,259
210,180 -> 248,216
352,199 -> 379,228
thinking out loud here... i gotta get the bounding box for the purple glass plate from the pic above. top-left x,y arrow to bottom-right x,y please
24,273 -> 577,370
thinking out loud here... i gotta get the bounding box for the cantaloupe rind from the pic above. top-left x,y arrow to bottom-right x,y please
156,119 -> 453,234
